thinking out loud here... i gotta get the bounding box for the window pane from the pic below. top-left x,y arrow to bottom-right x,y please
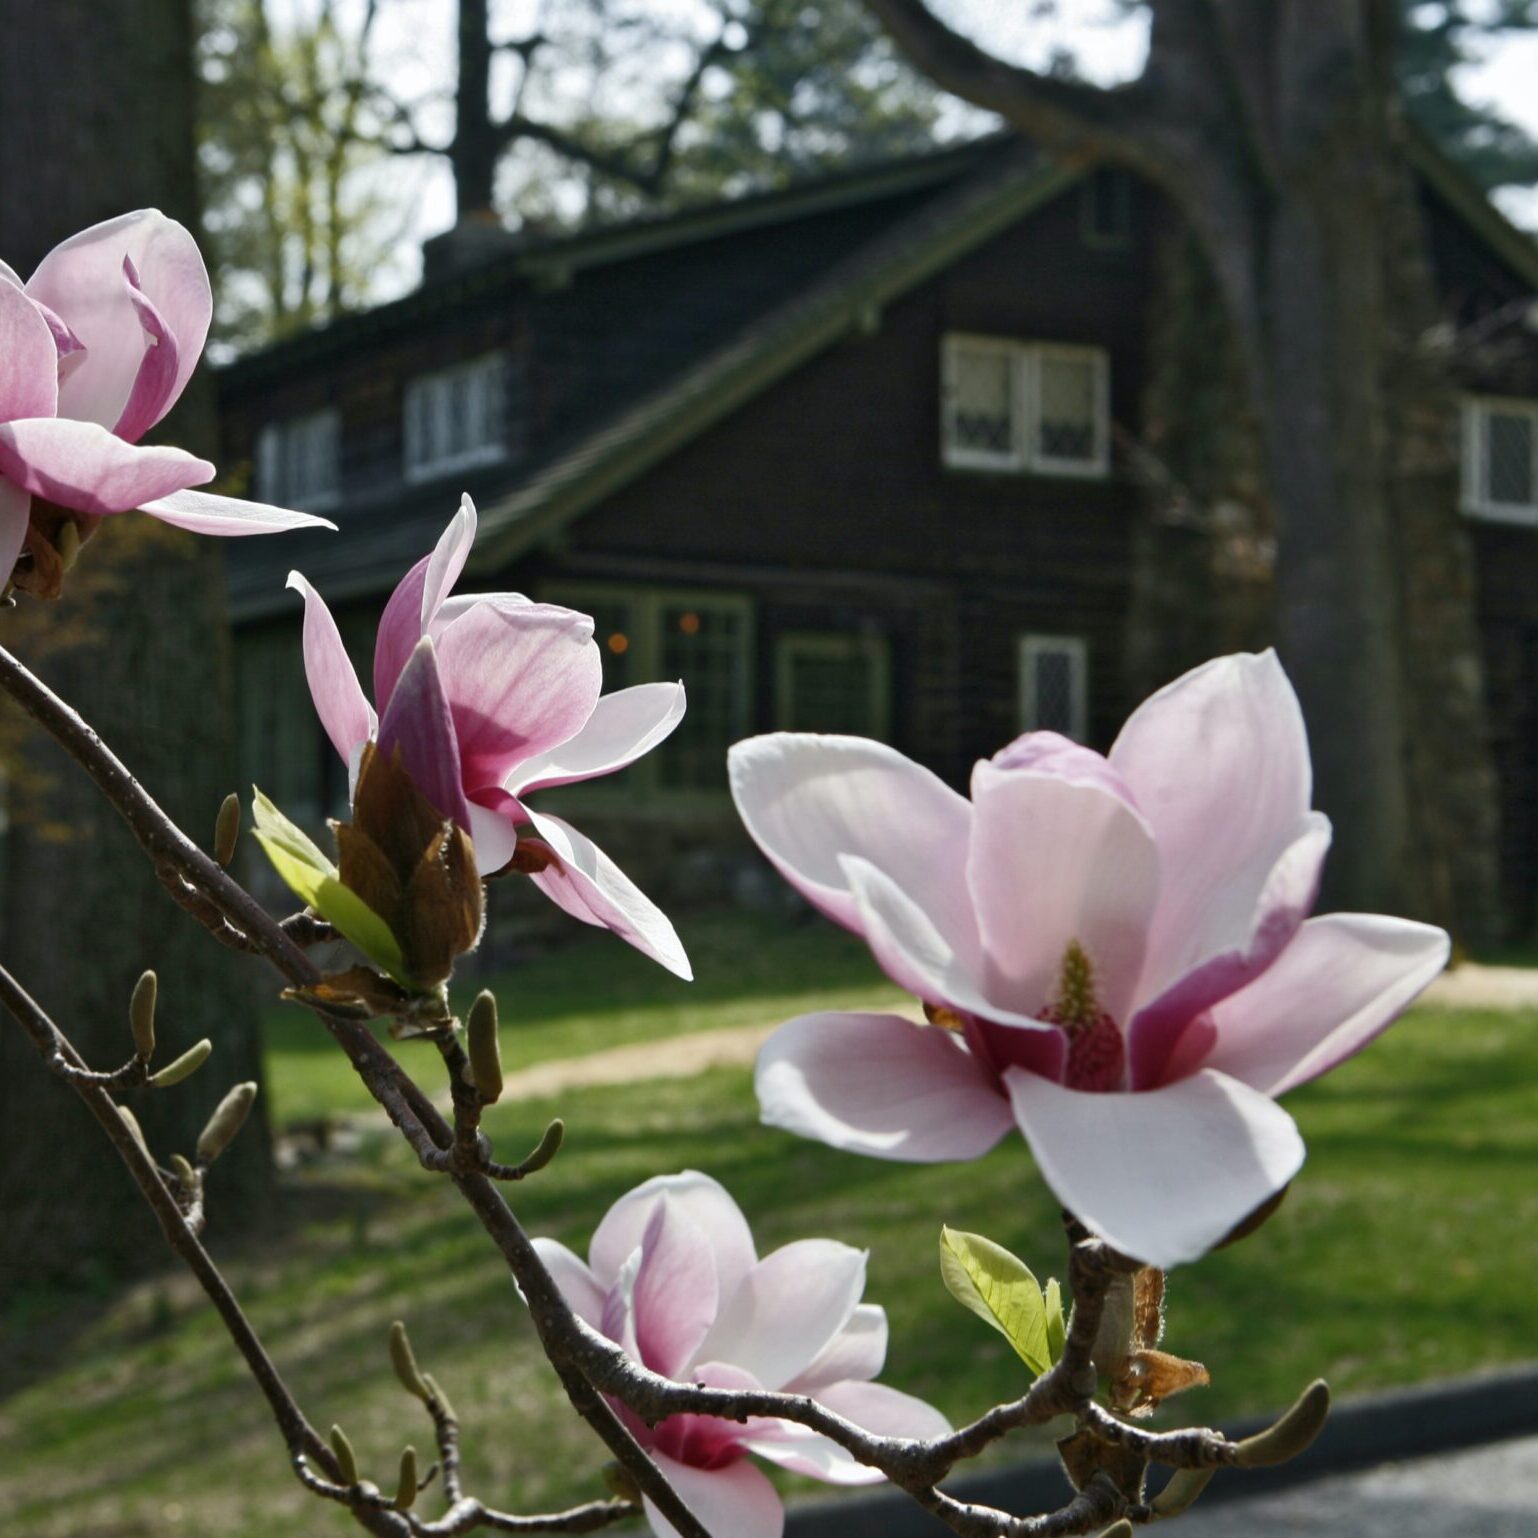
1020,636 -> 1086,741
779,638 -> 886,738
1038,354 -> 1097,463
584,599 -> 638,695
949,344 -> 1015,456
1486,411 -> 1535,506
658,602 -> 748,790
1032,651 -> 1076,734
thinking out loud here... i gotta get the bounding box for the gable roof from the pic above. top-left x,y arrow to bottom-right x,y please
223,129 -> 1538,620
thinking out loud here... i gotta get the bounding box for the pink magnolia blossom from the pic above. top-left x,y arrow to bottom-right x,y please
731,652 -> 1450,1269
289,494 -> 690,978
0,210 -> 333,584
532,1171 -> 950,1538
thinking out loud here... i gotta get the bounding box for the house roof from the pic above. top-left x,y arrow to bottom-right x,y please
222,128 -> 1538,621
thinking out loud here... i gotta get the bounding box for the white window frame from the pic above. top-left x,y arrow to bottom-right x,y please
1462,394 -> 1538,526
941,333 -> 1027,472
1018,633 -> 1089,742
540,583 -> 755,802
403,352 -> 509,482
255,407 -> 341,511
941,335 -> 1110,479
774,632 -> 892,740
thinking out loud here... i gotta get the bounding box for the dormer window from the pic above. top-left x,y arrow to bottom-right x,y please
941,336 -> 1109,478
1463,396 -> 1538,524
404,353 -> 508,481
255,408 -> 341,511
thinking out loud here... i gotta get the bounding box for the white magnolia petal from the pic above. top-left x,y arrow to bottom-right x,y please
756,1011 -> 1016,1162
510,681 -> 686,795
1196,913 -> 1451,1096
786,1303 -> 888,1392
529,1238 -> 606,1330
642,1453 -> 783,1538
728,734 -> 976,951
696,1239 -> 866,1391
1004,1067 -> 1305,1269
588,1170 -> 757,1297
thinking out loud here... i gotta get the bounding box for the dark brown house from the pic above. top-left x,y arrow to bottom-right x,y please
218,133 -> 1538,933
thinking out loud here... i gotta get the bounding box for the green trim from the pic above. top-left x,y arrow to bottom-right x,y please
1405,124 -> 1538,294
472,155 -> 1079,573
774,631 -> 892,740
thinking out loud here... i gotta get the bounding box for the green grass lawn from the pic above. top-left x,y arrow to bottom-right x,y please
263,907 -> 904,1125
2,916 -> 1537,1537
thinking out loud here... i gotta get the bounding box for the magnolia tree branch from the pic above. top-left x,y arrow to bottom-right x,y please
0,640 -> 1325,1538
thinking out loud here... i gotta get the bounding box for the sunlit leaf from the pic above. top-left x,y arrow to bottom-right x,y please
1044,1276 -> 1067,1364
939,1226 -> 1051,1375
251,788 -> 408,981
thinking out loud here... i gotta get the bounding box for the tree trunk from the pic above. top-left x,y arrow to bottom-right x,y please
454,0 -> 498,218
0,0 -> 273,1286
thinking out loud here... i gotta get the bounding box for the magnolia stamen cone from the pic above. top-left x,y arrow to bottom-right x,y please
149,1038 -> 211,1088
1232,1380 -> 1330,1468
1151,1467 -> 1215,1516
330,1424 -> 359,1486
130,970 -> 157,1060
214,793 -> 241,868
466,990 -> 502,1104
197,1082 -> 257,1164
389,1321 -> 431,1401
394,1446 -> 418,1510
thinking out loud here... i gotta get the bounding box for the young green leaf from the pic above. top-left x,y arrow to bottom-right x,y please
939,1226 -> 1051,1375
1044,1276 -> 1067,1364
251,788 -> 408,981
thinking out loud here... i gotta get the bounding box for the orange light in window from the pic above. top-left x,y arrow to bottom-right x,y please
677,611 -> 701,635
607,631 -> 630,655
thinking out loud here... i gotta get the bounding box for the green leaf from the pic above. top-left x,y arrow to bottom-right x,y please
251,788 -> 408,981
1044,1277 -> 1067,1365
939,1226 -> 1051,1375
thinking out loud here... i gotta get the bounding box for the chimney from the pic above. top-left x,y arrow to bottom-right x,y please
421,212 -> 521,286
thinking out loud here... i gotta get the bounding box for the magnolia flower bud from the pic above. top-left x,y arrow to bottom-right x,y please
149,1039 -> 212,1089
214,793 -> 241,868
1232,1380 -> 1330,1468
394,1446 -> 418,1510
466,990 -> 502,1104
329,1424 -> 359,1486
117,1104 -> 150,1159
168,1153 -> 198,1191
197,1082 -> 257,1164
389,1321 -> 431,1402
130,970 -> 157,1060
520,1118 -> 564,1175
1151,1467 -> 1215,1517
422,1373 -> 457,1426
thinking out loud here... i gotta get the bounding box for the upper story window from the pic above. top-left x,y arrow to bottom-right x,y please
941,336 -> 1110,478
255,408 -> 341,511
1463,395 -> 1538,525
404,353 -> 508,481
1019,633 -> 1088,742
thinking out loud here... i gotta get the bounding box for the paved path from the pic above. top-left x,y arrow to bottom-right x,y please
495,962 -> 1533,1103
1173,1434 -> 1538,1537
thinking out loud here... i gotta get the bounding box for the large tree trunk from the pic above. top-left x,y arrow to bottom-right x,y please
454,0 -> 498,218
863,0 -> 1504,938
0,0 -> 273,1286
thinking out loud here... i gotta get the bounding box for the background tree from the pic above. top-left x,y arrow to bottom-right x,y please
1399,0 -> 1538,193
0,0 -> 272,1285
197,0 -> 417,349
855,0 -> 1519,937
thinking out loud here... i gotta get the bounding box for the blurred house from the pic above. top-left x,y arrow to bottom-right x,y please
217,133 -> 1538,931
